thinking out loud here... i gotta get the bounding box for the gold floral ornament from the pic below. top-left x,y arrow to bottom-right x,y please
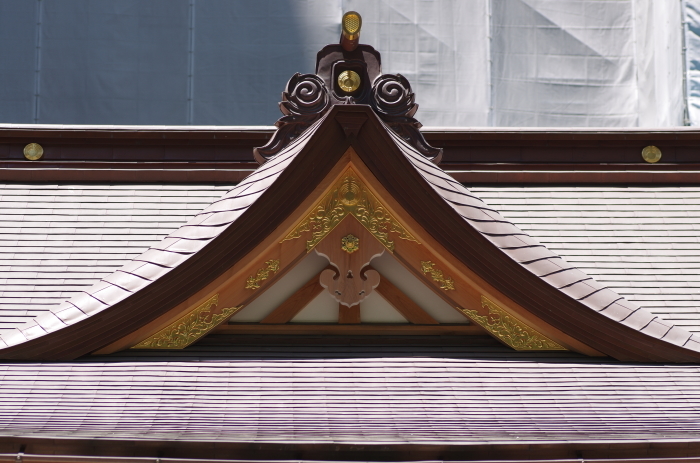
459,296 -> 566,351
282,168 -> 418,252
245,259 -> 280,290
420,260 -> 455,291
341,234 -> 359,253
131,294 -> 242,349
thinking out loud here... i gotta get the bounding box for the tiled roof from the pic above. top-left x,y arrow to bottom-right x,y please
0,340 -> 699,444
385,127 -> 700,355
472,186 -> 700,334
0,117 -> 322,352
0,183 -> 232,335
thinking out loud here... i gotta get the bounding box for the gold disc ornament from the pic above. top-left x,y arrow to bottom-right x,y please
641,145 -> 662,163
23,143 -> 44,161
338,70 -> 361,93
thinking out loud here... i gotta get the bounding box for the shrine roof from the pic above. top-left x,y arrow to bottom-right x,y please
0,106 -> 699,362
0,339 -> 699,460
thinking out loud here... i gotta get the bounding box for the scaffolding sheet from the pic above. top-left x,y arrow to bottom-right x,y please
0,0 -> 689,127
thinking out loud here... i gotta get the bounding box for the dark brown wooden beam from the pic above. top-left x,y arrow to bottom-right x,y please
374,276 -> 439,325
1,435 -> 698,463
213,324 -> 484,336
259,270 -> 326,324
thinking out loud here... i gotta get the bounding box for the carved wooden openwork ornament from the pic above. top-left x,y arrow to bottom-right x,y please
315,217 -> 383,307
254,12 -> 442,164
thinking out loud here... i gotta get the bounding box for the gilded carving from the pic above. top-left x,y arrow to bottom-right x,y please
132,294 -> 242,349
245,260 -> 280,290
459,296 -> 566,351
282,168 -> 418,252
341,234 -> 359,253
420,260 -> 455,291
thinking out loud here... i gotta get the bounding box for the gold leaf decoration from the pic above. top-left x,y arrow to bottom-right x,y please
245,259 -> 280,290
131,294 -> 242,349
282,168 -> 418,252
341,234 -> 359,253
459,296 -> 566,351
420,260 -> 455,291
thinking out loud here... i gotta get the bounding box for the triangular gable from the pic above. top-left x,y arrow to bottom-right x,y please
2,104 -> 699,362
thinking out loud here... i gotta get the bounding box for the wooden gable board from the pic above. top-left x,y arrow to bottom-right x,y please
1,106 -> 700,361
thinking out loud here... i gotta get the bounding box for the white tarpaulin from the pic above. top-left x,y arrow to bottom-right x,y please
0,0 -> 691,126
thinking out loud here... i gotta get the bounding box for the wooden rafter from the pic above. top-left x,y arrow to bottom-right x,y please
373,272 -> 439,325
259,268 -> 328,324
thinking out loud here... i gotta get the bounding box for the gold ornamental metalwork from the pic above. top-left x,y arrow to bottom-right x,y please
23,143 -> 43,161
282,168 -> 418,252
131,294 -> 242,349
420,260 -> 455,291
341,234 -> 360,253
342,11 -> 362,39
245,259 -> 280,290
338,70 -> 361,93
459,296 -> 566,351
642,145 -> 662,163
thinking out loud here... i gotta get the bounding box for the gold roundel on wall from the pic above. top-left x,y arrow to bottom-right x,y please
338,70 -> 361,93
23,143 -> 44,161
641,145 -> 662,163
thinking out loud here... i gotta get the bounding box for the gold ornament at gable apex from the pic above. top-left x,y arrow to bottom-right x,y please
282,168 -> 418,252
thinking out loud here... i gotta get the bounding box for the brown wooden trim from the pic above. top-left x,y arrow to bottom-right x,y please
449,170 -> 700,184
213,323 -> 483,336
374,275 -> 439,325
260,271 -> 325,324
0,167 -> 256,183
1,436 -> 699,462
338,304 -> 361,324
0,165 -> 698,184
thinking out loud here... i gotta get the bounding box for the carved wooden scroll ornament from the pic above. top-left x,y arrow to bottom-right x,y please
371,74 -> 442,163
253,73 -> 331,164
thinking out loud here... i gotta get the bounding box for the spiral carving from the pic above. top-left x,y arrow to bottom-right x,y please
281,74 -> 330,116
371,74 -> 417,118
370,73 -> 442,163
254,73 -> 331,164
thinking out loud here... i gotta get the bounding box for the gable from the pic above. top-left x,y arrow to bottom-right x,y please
1,107 -> 700,362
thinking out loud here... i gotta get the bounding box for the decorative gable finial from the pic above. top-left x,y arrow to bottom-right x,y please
254,12 -> 442,164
